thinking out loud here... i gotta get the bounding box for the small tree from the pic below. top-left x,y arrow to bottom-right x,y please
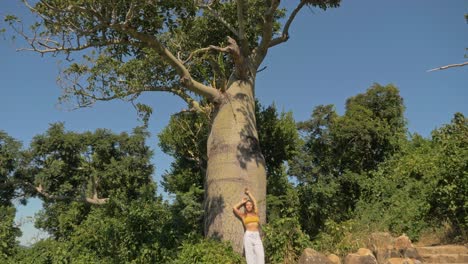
290,83 -> 407,237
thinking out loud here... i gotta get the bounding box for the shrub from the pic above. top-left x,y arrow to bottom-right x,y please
263,217 -> 311,264
172,239 -> 244,264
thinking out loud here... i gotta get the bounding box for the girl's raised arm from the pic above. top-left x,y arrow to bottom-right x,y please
233,197 -> 248,218
245,188 -> 258,214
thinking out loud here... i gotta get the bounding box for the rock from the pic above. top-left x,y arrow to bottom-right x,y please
403,247 -> 420,259
327,253 -> 342,264
344,253 -> 378,264
298,248 -> 333,264
367,232 -> 394,253
416,245 -> 468,263
394,234 -> 413,252
366,232 -> 421,263
357,248 -> 373,256
384,257 -> 415,264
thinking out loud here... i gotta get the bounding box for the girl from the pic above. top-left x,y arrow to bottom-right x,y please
233,188 -> 265,264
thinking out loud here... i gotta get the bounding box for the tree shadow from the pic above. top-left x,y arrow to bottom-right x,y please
204,195 -> 225,238
233,92 -> 266,170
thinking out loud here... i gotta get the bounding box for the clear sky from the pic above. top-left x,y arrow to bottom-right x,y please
1,0 -> 467,246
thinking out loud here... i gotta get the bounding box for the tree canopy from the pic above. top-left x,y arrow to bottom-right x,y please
6,0 -> 340,114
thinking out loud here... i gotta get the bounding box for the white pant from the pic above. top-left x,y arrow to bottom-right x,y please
244,231 -> 264,264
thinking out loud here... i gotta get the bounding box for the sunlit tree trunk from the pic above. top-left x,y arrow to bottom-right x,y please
204,77 -> 267,253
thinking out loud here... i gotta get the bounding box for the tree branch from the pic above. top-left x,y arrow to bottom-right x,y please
85,176 -> 109,205
53,4 -> 221,100
111,23 -> 221,101
427,61 -> 468,72
33,184 -> 109,205
236,0 -> 250,56
268,0 -> 307,48
209,37 -> 248,79
65,74 -> 205,113
251,0 -> 281,68
19,1 -> 223,103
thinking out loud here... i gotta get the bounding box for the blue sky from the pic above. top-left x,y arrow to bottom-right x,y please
1,0 -> 467,246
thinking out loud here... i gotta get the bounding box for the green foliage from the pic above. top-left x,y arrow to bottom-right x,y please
15,124 -> 179,262
0,131 -> 22,259
292,83 -> 406,178
0,206 -> 20,259
429,113 -> 467,234
255,103 -> 301,222
256,103 -> 300,173
355,137 -> 434,238
312,219 -> 363,256
291,83 -> 407,238
263,217 -> 311,264
172,239 -> 244,264
9,198 -> 174,264
0,130 -> 23,206
65,198 -> 174,263
159,110 -> 209,242
8,239 -> 101,264
296,175 -> 349,237
353,113 -> 467,241
287,84 -> 467,251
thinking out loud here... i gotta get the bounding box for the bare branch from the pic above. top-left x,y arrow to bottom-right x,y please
269,0 -> 307,48
251,0 -> 281,68
74,84 -> 175,104
181,47 -> 213,64
427,61 -> 468,72
17,38 -> 127,54
64,71 -> 205,113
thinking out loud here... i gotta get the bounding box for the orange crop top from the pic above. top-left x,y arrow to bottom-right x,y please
243,215 -> 260,225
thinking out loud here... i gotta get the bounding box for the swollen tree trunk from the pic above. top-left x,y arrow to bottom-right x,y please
204,76 -> 267,253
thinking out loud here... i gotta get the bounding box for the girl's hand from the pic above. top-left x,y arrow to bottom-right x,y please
244,188 -> 250,195
242,197 -> 248,203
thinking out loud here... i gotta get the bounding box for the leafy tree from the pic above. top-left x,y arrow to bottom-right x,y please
290,83 -> 407,237
18,124 -> 177,262
355,135 -> 435,238
0,131 -> 22,259
6,0 -> 341,251
0,206 -> 20,260
429,112 -> 467,234
354,113 -> 467,241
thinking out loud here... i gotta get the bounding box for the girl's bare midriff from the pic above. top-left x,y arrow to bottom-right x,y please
245,221 -> 259,231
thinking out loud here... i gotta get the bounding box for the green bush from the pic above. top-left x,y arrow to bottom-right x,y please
172,239 -> 244,264
312,219 -> 365,257
263,217 -> 311,264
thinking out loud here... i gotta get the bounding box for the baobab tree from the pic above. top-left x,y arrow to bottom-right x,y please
6,0 -> 340,252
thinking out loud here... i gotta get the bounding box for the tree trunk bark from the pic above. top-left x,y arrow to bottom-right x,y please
204,77 -> 266,254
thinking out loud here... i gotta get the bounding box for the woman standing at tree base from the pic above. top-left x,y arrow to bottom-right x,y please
233,188 -> 265,264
